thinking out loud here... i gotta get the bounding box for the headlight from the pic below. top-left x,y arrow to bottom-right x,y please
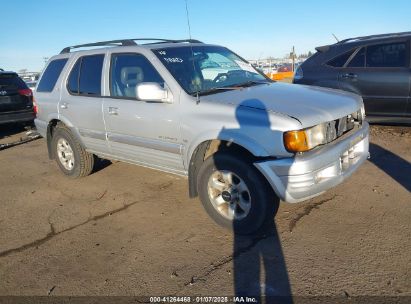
359,104 -> 365,121
284,108 -> 364,153
284,124 -> 328,153
352,104 -> 365,124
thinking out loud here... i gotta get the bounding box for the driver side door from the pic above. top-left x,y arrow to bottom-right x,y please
103,52 -> 185,175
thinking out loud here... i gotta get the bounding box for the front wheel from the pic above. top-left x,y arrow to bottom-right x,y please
197,153 -> 279,235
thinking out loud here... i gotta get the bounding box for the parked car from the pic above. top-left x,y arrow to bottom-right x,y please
0,70 -> 35,125
293,31 -> 411,123
34,38 -> 369,234
277,63 -> 293,72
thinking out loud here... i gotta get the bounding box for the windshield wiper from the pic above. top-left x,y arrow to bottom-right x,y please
192,81 -> 270,97
194,87 -> 240,96
232,80 -> 270,88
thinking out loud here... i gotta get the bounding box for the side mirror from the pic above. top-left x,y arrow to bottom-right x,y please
135,82 -> 170,102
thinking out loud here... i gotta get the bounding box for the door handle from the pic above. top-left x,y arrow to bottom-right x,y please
60,102 -> 68,109
341,73 -> 358,79
108,107 -> 119,115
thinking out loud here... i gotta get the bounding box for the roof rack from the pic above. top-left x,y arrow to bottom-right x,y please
337,31 -> 411,44
60,38 -> 203,54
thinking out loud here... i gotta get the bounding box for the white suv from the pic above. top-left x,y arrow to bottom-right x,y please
34,38 -> 369,234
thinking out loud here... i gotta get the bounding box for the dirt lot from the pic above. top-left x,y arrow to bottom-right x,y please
0,124 -> 410,301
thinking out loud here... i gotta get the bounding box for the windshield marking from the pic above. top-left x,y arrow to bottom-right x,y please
153,45 -> 271,95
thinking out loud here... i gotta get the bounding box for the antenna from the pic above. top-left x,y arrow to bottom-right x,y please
185,0 -> 193,41
332,33 -> 340,42
184,0 -> 200,103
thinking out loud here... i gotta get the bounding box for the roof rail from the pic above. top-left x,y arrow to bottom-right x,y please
141,38 -> 203,45
60,38 -> 203,54
337,31 -> 411,44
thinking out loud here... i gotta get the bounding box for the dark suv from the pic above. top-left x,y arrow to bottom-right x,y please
0,71 -> 35,124
293,32 -> 411,123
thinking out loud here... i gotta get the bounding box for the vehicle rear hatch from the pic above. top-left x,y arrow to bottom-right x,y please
0,73 -> 33,112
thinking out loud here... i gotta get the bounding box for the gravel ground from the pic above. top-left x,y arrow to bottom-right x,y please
0,123 -> 410,303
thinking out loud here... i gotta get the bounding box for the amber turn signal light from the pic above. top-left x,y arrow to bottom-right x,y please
283,130 -> 310,152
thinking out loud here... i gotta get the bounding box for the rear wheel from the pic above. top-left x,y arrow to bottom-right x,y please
52,124 -> 94,178
197,153 -> 279,235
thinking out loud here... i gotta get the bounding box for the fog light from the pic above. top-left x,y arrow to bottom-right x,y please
315,163 -> 340,183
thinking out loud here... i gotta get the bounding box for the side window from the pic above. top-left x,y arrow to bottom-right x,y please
347,48 -> 365,67
110,53 -> 164,98
327,49 -> 355,67
366,42 -> 407,67
79,55 -> 104,95
67,59 -> 81,94
37,58 -> 68,92
67,55 -> 104,95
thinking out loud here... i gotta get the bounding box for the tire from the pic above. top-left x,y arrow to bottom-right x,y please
51,124 -> 94,178
197,152 -> 279,235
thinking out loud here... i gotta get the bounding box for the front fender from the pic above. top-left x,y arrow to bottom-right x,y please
185,129 -> 270,169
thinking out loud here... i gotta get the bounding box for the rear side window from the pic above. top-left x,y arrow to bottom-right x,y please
67,54 -> 104,95
366,42 -> 407,67
347,48 -> 365,67
327,49 -> 355,67
79,55 -> 104,95
67,59 -> 81,94
37,59 -> 68,92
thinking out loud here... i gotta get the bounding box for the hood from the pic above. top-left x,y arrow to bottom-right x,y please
201,82 -> 362,128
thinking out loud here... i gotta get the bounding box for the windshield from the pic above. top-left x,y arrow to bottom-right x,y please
153,45 -> 271,95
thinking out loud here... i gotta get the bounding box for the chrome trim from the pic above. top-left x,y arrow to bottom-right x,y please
108,133 -> 181,154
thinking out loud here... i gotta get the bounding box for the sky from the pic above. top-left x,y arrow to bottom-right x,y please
1,0 -> 410,72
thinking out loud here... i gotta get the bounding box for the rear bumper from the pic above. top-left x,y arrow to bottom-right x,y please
255,122 -> 369,203
0,110 -> 35,124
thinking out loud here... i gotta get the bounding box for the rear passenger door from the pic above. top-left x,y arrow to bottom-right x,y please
59,53 -> 109,154
339,41 -> 410,117
103,52 -> 184,174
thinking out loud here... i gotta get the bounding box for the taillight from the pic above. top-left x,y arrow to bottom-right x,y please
18,88 -> 33,97
32,97 -> 38,115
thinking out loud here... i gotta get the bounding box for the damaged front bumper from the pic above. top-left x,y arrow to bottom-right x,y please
255,122 -> 369,203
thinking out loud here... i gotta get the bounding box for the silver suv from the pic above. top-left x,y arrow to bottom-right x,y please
34,38 -> 369,234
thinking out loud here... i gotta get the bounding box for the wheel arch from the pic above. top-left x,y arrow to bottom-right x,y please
188,138 -> 266,198
46,118 -> 84,159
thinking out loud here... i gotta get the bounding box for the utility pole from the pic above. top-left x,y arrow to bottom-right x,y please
291,46 -> 295,72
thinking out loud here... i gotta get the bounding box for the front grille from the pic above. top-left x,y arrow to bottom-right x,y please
324,111 -> 362,144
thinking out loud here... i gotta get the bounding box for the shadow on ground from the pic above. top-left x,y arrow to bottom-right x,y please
233,225 -> 293,303
368,143 -> 411,193
0,123 -> 32,140
92,157 -> 112,174
208,99 -> 293,301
